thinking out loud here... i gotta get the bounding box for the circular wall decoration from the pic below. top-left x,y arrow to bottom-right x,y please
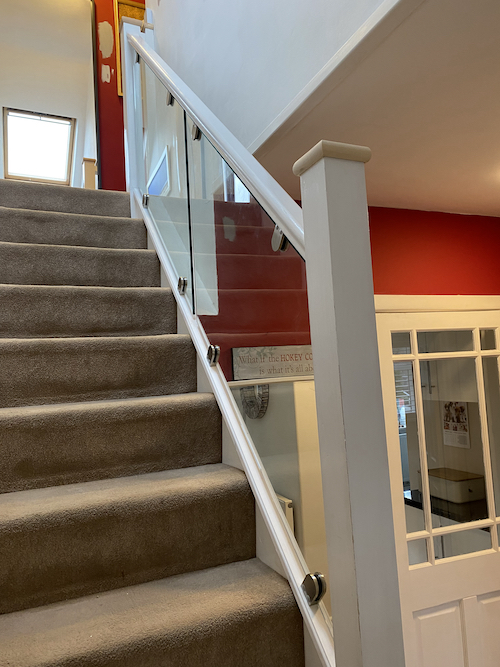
240,384 -> 270,419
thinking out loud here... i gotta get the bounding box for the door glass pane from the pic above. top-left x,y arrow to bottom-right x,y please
408,539 -> 428,565
434,528 -> 491,559
421,357 -> 487,524
417,330 -> 473,353
482,356 -> 500,516
394,361 -> 424,532
392,332 -> 411,355
481,329 -> 497,351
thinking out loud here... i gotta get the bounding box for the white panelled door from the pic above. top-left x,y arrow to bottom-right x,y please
377,308 -> 500,667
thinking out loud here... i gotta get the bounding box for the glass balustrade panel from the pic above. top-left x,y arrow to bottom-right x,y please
132,57 -> 146,194
184,116 -> 329,613
140,61 -> 193,309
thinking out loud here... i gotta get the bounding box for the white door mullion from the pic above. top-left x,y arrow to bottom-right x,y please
474,328 -> 499,551
410,328 -> 435,564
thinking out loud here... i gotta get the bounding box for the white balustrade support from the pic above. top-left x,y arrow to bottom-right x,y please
294,141 -> 405,667
121,21 -> 142,193
82,158 -> 97,190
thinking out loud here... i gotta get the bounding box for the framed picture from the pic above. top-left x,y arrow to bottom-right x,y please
113,0 -> 146,96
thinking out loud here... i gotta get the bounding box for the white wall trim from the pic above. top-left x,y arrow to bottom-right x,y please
249,0 -> 427,157
375,295 -> 500,313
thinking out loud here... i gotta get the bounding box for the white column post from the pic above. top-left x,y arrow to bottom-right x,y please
120,21 -> 143,193
293,141 -> 405,667
82,158 -> 97,189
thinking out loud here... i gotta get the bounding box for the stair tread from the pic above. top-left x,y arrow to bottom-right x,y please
0,284 -> 176,338
0,333 -> 192,353
0,463 -> 243,520
0,393 -> 221,493
0,238 -> 156,255
0,465 -> 255,614
0,180 -> 131,218
0,559 -> 303,667
0,240 -> 160,288
0,334 -> 196,409
0,391 -> 216,418
0,206 -> 146,249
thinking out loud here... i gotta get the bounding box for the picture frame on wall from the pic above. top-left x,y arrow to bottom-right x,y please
113,0 -> 146,96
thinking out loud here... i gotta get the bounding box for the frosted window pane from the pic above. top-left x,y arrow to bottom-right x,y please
6,112 -> 72,182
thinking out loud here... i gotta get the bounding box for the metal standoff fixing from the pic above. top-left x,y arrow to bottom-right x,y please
135,52 -> 140,64
301,572 -> 327,606
142,193 -> 149,207
177,277 -> 188,295
271,225 -> 289,252
166,91 -> 174,106
206,344 -> 220,366
191,124 -> 202,141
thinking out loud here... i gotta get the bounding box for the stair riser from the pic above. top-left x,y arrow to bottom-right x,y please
0,396 -> 221,492
0,180 -> 130,217
0,470 -> 255,613
0,336 -> 196,408
0,286 -> 176,338
0,207 -> 146,249
0,243 -> 160,287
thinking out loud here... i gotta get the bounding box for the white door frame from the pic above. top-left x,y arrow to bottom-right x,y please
375,295 -> 500,667
375,295 -> 500,314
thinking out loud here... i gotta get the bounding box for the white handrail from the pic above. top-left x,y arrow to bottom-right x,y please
127,33 -> 305,257
122,23 -> 335,664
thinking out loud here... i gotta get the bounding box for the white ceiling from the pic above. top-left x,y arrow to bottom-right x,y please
255,0 -> 500,217
3,0 -> 92,62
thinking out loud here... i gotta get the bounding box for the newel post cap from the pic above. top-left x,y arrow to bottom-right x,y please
292,140 -> 372,176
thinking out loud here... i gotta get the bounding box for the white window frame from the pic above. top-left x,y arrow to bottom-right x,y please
3,107 -> 76,186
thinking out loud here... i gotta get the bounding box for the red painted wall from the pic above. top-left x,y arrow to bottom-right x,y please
93,0 -> 145,191
369,207 -> 500,295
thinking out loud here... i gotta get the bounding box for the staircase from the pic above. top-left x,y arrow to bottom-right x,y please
0,180 -> 304,666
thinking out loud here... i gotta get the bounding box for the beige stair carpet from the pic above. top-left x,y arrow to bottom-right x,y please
0,179 -> 304,666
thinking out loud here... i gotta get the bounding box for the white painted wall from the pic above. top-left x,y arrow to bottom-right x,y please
0,0 -> 96,187
145,0 -> 386,149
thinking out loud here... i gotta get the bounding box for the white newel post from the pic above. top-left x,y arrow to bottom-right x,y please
293,141 -> 405,667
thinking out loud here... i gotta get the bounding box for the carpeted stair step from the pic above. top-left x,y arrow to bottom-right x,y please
0,206 -> 146,248
0,180 -> 131,218
0,394 -> 221,493
0,464 -> 255,613
0,334 -> 196,408
0,285 -> 176,338
0,558 -> 304,667
0,241 -> 160,287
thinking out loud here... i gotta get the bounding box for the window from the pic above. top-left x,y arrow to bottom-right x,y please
3,108 -> 75,185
